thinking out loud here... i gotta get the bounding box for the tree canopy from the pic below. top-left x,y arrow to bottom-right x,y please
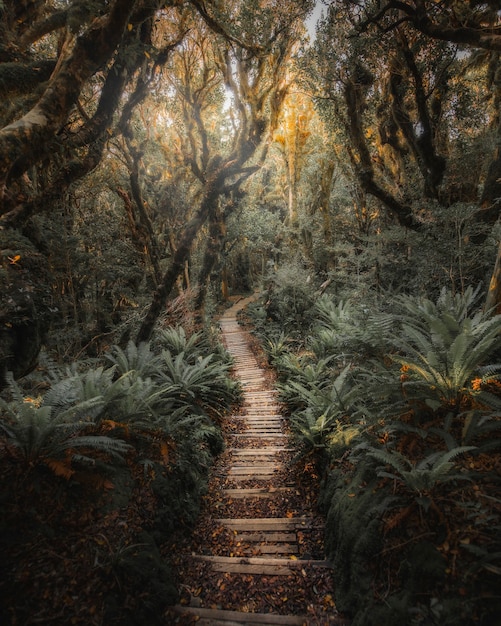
0,0 -> 499,371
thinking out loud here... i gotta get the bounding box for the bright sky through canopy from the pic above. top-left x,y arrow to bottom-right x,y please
306,1 -> 325,41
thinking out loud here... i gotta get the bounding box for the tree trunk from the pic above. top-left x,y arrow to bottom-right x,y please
344,78 -> 422,231
136,206 -> 207,343
194,203 -> 227,321
0,0 -> 137,190
485,240 -> 501,314
136,171 -> 224,343
478,119 -> 501,233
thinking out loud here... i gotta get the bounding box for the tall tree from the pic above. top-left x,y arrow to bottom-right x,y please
308,1 -> 498,292
0,0 -> 184,381
341,0 -> 501,306
136,0 -> 313,341
273,91 -> 314,228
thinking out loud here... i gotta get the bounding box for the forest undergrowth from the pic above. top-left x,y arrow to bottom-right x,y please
0,318 -> 240,625
1,282 -> 500,626
245,277 -> 501,626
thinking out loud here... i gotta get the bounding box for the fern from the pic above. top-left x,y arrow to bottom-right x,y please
156,326 -> 205,363
289,366 -> 363,453
158,351 -> 238,417
460,410 -> 501,449
106,340 -> 162,379
264,331 -> 292,363
310,296 -> 394,360
390,290 -> 501,408
0,397 -> 130,469
368,446 -> 476,494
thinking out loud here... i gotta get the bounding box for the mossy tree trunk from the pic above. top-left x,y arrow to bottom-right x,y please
194,201 -> 228,321
136,168 -> 225,342
0,0 -> 184,373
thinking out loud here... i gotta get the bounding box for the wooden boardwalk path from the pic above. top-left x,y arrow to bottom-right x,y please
167,296 -> 346,625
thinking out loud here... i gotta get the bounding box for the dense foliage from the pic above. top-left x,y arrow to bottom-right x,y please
249,281 -> 501,626
0,325 -> 239,624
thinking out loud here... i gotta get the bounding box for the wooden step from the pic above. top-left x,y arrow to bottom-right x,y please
230,458 -> 282,464
223,488 -> 294,499
246,422 -> 283,432
228,468 -> 280,475
216,518 -> 322,531
170,606 -> 309,624
193,555 -> 331,575
232,531 -> 297,542
229,448 -> 291,454
244,544 -> 298,555
228,456 -> 286,461
234,415 -> 282,419
229,431 -> 289,439
229,466 -> 282,472
230,454 -> 284,460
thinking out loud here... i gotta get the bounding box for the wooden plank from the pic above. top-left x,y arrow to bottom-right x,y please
243,427 -> 283,431
242,423 -> 283,427
228,478 -> 277,484
210,563 -> 296,575
230,459 -> 282,465
243,402 -> 279,405
230,454 -> 285,460
236,412 -> 276,417
236,414 -> 282,418
233,532 -> 296,542
228,462 -> 284,468
226,464 -> 287,470
228,468 -> 279,475
244,428 -> 283,432
243,420 -> 282,423
229,449 -> 291,454
223,488 -> 293,499
227,462 -> 282,468
233,418 -> 282,422
229,462 -> 282,468
228,475 -> 277,482
247,544 -> 298,554
171,606 -> 308,624
194,555 -> 332,570
228,477 -> 278,482
195,620 -> 283,626
241,420 -> 282,424
244,427 -> 284,437
230,434 -> 287,438
216,518 -> 318,530
228,472 -> 280,477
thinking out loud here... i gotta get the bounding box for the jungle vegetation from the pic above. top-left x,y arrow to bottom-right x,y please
0,1 -> 500,624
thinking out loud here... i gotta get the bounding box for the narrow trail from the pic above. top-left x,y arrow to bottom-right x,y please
167,296 -> 346,625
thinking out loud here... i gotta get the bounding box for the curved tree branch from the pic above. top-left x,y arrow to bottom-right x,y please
0,0 -> 138,192
357,0 -> 501,51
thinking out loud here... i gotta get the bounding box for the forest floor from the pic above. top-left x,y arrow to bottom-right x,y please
0,296 -> 348,625
164,296 -> 349,625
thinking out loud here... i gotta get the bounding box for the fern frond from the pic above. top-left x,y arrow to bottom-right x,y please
368,448 -> 411,475
106,340 -> 162,379
66,435 -> 132,459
